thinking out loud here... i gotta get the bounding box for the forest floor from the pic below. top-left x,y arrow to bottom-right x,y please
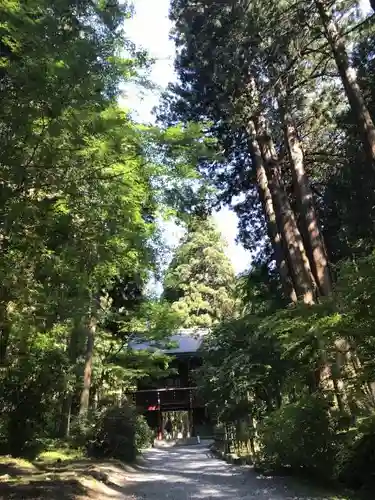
0,450 -> 138,500
0,444 -> 354,499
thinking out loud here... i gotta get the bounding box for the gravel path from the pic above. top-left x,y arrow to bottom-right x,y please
120,445 -> 342,499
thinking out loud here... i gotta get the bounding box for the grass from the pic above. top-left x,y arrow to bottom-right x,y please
36,446 -> 84,464
0,455 -> 36,470
0,443 -> 135,499
0,444 -> 89,499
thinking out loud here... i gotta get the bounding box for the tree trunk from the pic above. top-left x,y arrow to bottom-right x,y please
79,316 -> 96,417
59,322 -> 83,437
0,287 -> 12,364
275,384 -> 282,409
247,120 -> 297,303
254,115 -> 316,303
280,107 -> 332,296
315,0 -> 375,169
0,309 -> 11,364
60,394 -> 73,438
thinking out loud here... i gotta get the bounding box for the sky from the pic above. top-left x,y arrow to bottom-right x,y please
122,0 -> 252,276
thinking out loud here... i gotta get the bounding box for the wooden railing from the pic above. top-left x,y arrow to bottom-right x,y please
129,386 -> 204,410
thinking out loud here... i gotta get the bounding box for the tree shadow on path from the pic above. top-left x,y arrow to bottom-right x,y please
119,445 -> 339,500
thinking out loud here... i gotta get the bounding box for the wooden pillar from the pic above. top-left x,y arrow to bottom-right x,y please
157,390 -> 163,440
188,388 -> 194,437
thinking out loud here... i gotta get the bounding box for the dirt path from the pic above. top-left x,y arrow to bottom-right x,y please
119,444 -> 349,499
0,445 -> 350,499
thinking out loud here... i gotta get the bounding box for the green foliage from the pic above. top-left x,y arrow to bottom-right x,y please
0,0 -> 205,458
0,0 -> 153,348
236,264 -> 285,315
0,345 -> 69,456
199,253 -> 375,487
320,28 -> 375,262
258,395 -> 337,477
134,414 -> 154,452
336,418 -> 375,491
163,216 -> 237,327
87,404 -> 152,462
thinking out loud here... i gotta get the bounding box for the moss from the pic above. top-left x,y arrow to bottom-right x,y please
36,447 -> 84,464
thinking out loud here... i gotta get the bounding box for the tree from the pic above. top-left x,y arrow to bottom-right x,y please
314,0 -> 375,169
321,29 -> 375,262
0,0 -> 207,452
161,0 -> 339,303
0,0 -> 137,363
163,217 -> 237,327
246,119 -> 297,303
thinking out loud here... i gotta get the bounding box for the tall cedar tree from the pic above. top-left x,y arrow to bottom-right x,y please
163,217 -> 237,327
162,0 -> 333,302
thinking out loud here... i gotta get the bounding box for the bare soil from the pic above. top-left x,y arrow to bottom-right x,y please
0,455 -> 136,499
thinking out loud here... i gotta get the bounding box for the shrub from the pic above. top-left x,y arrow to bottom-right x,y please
69,412 -> 100,448
134,414 -> 154,451
336,417 -> 375,491
87,403 -> 152,462
258,394 -> 337,478
0,348 -> 68,457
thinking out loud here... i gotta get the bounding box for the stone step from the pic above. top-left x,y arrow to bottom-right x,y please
153,437 -> 214,448
175,437 -> 214,446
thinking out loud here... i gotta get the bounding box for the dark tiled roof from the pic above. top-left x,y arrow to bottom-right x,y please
129,328 -> 210,354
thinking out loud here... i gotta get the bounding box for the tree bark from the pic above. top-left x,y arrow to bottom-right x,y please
0,287 -> 13,364
254,115 -> 316,304
247,119 -> 297,303
60,393 -> 73,438
79,316 -> 96,417
0,308 -> 11,364
315,0 -> 375,170
280,106 -> 332,296
59,321 -> 83,437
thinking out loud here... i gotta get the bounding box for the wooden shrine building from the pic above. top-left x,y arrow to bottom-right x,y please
128,328 -> 212,438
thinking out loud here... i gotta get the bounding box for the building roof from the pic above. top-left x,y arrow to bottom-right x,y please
129,328 -> 210,354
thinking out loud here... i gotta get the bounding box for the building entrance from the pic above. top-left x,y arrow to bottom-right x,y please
162,410 -> 191,439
